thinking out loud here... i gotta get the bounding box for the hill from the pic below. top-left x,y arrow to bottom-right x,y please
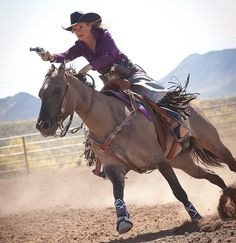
0,48 -> 236,122
0,92 -> 41,122
0,95 -> 235,139
159,48 -> 236,98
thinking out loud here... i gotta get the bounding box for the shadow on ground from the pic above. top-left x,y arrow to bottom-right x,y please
107,221 -> 201,243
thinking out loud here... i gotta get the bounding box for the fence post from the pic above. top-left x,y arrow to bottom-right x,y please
22,136 -> 29,174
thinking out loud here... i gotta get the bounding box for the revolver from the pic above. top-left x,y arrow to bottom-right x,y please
29,47 -> 45,55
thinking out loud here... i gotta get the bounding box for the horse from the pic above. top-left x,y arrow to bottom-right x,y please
36,62 -> 236,234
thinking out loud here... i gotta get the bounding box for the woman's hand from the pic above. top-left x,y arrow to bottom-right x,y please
79,64 -> 92,76
40,51 -> 55,62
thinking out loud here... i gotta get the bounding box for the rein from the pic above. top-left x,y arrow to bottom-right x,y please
56,73 -> 95,137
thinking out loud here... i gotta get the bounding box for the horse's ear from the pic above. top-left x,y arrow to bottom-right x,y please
46,64 -> 55,76
50,64 -> 56,72
59,60 -> 65,72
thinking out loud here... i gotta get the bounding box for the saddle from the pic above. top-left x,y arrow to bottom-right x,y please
103,80 -> 190,153
89,79 -> 190,177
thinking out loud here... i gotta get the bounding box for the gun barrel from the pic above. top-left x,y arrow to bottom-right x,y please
29,47 -> 45,53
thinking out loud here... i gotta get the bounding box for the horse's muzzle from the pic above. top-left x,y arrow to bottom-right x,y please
36,120 -> 57,136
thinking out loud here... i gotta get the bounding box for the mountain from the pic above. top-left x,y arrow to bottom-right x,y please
0,92 -> 41,122
1,49 -> 236,122
159,48 -> 236,98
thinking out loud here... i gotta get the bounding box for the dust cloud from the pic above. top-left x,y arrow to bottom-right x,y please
0,162 -> 235,216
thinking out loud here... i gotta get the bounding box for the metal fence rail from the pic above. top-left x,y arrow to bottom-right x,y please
1,100 -> 236,175
0,132 -> 86,175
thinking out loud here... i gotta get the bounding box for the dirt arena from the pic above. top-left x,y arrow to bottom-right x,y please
1,150 -> 236,243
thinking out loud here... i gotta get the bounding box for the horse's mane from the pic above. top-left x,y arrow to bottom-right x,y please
65,67 -> 95,89
48,65 -> 95,89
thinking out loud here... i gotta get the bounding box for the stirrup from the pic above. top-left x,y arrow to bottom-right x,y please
173,125 -> 190,149
180,136 -> 190,150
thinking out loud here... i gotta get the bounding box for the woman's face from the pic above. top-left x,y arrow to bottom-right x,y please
71,22 -> 92,41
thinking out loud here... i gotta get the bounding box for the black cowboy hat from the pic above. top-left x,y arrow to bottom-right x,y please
62,11 -> 102,31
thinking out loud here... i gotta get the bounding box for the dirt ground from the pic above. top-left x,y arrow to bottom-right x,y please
1,150 -> 236,243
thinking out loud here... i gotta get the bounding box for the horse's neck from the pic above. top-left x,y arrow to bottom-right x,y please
70,77 -> 122,140
69,77 -> 93,117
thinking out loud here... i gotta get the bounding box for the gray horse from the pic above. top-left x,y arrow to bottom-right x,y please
36,62 -> 236,234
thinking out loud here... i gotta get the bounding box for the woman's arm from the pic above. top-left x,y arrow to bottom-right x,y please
53,45 -> 82,63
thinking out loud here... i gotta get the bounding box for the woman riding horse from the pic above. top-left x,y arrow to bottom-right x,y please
40,11 -> 167,97
36,11 -> 236,235
36,62 -> 236,234
39,11 -> 189,143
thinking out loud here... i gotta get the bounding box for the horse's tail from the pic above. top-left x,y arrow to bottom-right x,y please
159,74 -> 198,118
192,147 -> 223,167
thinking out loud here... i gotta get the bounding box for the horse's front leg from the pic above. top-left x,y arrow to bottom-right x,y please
158,160 -> 203,221
104,165 -> 133,234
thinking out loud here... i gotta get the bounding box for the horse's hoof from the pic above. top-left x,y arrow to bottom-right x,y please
192,213 -> 203,221
117,217 -> 133,234
218,186 -> 236,219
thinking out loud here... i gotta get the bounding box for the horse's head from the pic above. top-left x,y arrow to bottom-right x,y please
36,62 -> 76,137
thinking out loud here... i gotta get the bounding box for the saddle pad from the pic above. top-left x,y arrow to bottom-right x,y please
101,90 -> 152,121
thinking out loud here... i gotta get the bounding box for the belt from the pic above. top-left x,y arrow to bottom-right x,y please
105,63 -> 140,79
100,58 -> 145,84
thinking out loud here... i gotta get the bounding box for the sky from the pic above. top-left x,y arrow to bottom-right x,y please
0,0 -> 236,98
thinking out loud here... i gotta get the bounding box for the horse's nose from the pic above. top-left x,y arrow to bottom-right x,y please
36,120 -> 51,131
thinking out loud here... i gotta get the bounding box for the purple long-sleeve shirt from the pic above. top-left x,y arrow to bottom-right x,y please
54,28 -> 125,73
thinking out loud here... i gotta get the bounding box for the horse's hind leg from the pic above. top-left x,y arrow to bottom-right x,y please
104,165 -> 133,234
189,105 -> 236,172
172,150 -> 227,190
194,136 -> 236,172
210,141 -> 236,172
158,160 -> 202,220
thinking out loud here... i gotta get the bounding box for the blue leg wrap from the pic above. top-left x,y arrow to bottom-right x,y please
185,202 -> 202,220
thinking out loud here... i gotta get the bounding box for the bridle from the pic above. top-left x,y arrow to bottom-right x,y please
56,73 -> 95,137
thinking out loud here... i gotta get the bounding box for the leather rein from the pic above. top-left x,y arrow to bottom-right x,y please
56,73 -> 95,137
